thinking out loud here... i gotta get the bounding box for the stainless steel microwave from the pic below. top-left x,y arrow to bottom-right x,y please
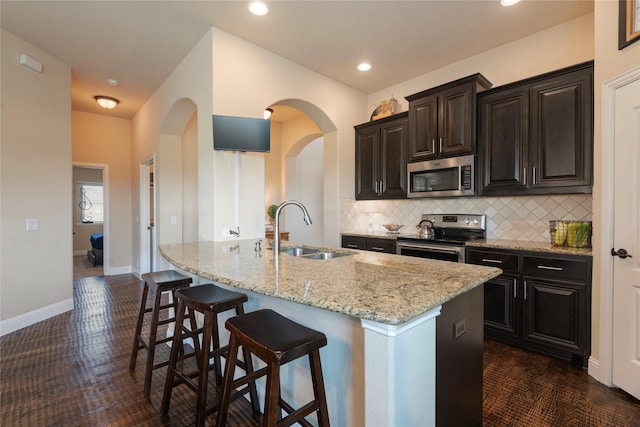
407,154 -> 475,198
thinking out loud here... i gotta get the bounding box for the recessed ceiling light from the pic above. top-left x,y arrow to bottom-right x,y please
500,0 -> 521,6
249,2 -> 268,16
358,63 -> 372,72
107,78 -> 119,86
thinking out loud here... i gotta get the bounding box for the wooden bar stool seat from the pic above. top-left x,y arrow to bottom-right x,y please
129,270 -> 193,398
161,284 -> 260,427
216,308 -> 330,427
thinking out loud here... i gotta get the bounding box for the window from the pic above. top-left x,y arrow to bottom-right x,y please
76,182 -> 104,224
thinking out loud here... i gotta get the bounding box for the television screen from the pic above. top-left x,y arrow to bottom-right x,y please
212,114 -> 270,152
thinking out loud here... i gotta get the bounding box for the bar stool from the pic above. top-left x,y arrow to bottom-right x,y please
129,270 -> 193,398
161,284 -> 261,427
216,309 -> 330,427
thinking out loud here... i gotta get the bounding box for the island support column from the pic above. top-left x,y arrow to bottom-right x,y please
360,306 -> 441,427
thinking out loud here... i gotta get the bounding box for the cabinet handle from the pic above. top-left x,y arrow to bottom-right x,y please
346,244 -> 359,249
523,167 -> 527,186
378,180 -> 383,195
431,139 -> 436,153
513,278 -> 517,299
371,246 -> 385,252
537,265 -> 563,271
481,258 -> 503,264
439,137 -> 443,153
532,166 -> 537,185
524,280 -> 527,300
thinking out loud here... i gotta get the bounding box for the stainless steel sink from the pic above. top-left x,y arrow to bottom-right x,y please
280,247 -> 322,256
301,251 -> 353,260
280,246 -> 355,260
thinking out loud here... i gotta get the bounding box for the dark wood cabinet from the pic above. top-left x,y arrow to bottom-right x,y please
355,113 -> 408,200
406,74 -> 491,162
467,246 -> 591,366
478,61 -> 593,196
341,235 -> 396,254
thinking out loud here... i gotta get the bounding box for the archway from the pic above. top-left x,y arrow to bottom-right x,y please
265,99 -> 339,246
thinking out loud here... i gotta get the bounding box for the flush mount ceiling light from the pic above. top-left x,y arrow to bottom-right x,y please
249,2 -> 268,16
500,0 -> 521,6
358,62 -> 372,72
264,107 -> 273,119
94,95 -> 119,109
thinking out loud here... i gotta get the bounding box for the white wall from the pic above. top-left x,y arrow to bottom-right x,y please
0,29 -> 73,325
132,27 -> 366,265
131,32 -> 214,273
367,13 -> 594,114
210,29 -> 365,246
285,137 -> 324,244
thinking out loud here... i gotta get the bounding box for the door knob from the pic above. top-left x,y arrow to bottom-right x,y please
611,248 -> 633,259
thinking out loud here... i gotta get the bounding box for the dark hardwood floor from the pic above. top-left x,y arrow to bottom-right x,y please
1,273 -> 639,426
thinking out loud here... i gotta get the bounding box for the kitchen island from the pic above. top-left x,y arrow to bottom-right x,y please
159,240 -> 501,427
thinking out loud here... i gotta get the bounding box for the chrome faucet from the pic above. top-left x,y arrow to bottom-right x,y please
273,200 -> 312,255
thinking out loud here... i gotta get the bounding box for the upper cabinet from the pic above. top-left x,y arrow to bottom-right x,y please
355,112 -> 408,200
405,74 -> 492,162
478,61 -> 593,196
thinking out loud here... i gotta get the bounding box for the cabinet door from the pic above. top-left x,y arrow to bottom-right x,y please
379,117 -> 408,199
522,277 -> 587,355
355,126 -> 380,200
439,84 -> 475,157
478,87 -> 529,195
484,273 -> 519,338
408,95 -> 438,162
529,68 -> 593,192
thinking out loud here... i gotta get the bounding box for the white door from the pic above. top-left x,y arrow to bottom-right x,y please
612,76 -> 640,399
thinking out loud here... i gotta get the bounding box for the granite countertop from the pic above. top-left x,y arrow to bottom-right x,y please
466,239 -> 593,256
341,231 -> 592,256
159,240 -> 502,325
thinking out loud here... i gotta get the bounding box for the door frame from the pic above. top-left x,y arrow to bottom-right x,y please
72,162 -> 109,273
597,65 -> 640,386
139,158 -> 155,276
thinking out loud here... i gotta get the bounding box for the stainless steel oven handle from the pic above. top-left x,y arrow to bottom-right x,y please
397,242 -> 463,255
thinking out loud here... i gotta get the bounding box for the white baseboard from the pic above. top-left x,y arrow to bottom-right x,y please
104,265 -> 133,276
0,298 -> 73,337
588,356 -> 600,381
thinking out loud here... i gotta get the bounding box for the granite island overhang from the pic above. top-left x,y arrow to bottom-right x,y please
159,240 -> 502,427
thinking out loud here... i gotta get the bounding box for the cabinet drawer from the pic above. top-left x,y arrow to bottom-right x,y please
341,235 -> 367,250
366,238 -> 396,254
523,255 -> 589,282
467,249 -> 518,273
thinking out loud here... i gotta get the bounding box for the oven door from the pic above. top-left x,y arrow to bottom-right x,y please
396,241 -> 465,263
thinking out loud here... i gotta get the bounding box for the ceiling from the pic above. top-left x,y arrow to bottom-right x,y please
1,1 -> 593,120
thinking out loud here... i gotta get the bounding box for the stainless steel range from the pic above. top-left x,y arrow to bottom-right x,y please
396,214 -> 486,263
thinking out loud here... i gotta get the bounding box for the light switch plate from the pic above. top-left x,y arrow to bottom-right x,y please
26,218 -> 39,231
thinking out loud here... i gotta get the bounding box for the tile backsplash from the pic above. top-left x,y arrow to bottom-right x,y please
341,195 -> 592,243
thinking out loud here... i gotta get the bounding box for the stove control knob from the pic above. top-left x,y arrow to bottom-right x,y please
474,219 -> 479,224
465,218 -> 470,225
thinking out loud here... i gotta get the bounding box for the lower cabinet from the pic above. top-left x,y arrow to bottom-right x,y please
341,235 -> 396,254
467,247 -> 592,366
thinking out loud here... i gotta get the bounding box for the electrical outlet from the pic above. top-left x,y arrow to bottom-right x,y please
453,318 -> 466,340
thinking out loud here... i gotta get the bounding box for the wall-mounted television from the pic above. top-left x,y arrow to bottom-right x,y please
212,114 -> 270,152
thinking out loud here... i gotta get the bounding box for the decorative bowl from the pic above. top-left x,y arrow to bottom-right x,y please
382,223 -> 404,233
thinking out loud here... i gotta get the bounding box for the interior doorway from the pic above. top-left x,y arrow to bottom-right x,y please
72,164 -> 107,278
